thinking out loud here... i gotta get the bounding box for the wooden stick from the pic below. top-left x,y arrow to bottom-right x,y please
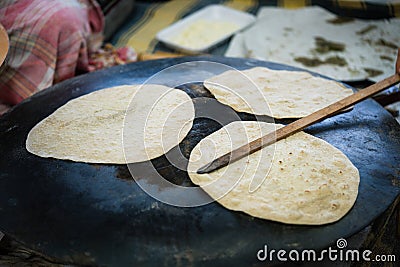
138,51 -> 183,61
197,74 -> 400,174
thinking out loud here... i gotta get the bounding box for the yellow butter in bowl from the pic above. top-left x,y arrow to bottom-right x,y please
172,20 -> 239,50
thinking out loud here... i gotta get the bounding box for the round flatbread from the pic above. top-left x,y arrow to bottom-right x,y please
203,67 -> 353,119
26,84 -> 195,164
188,121 -> 359,225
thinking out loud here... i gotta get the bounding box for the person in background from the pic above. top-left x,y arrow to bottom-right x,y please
0,0 -> 104,111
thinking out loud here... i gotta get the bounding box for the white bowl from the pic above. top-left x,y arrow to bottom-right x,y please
156,4 -> 256,54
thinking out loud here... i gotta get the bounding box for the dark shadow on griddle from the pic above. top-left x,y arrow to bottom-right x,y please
175,82 -> 214,98
306,115 -> 394,135
122,117 -> 225,187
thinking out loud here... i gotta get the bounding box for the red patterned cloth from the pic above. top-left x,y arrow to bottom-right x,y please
88,43 -> 137,71
0,0 -> 104,105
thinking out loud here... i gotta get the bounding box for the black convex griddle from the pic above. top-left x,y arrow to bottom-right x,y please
0,57 -> 399,266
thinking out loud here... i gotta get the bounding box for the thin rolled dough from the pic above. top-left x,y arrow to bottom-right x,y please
188,121 -> 359,225
26,84 -> 195,164
204,67 -> 353,118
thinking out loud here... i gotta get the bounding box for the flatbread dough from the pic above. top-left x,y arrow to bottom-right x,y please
26,84 -> 195,164
204,67 -> 353,118
188,121 -> 359,225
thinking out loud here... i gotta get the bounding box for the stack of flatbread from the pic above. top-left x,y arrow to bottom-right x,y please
226,6 -> 400,82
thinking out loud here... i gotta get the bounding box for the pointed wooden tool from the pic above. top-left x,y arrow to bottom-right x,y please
197,74 -> 400,174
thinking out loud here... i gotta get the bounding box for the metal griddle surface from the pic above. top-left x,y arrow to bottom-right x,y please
0,57 -> 399,266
